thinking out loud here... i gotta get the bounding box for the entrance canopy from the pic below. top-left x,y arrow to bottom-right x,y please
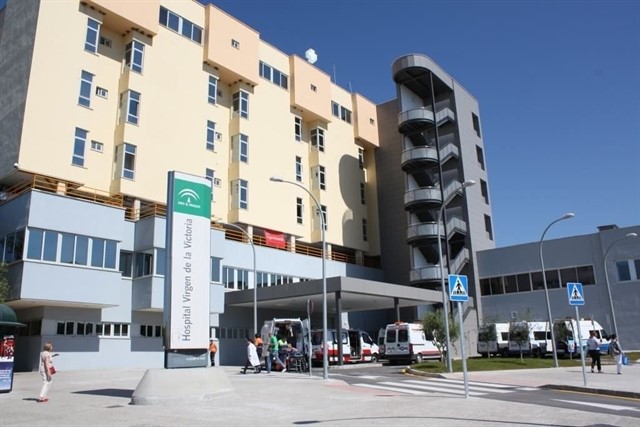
224,276 -> 442,314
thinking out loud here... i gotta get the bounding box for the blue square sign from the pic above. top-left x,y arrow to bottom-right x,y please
567,282 -> 585,306
448,274 -> 469,302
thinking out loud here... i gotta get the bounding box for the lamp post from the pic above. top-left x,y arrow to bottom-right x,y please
270,176 -> 328,380
222,222 -> 257,335
438,179 -> 475,373
603,232 -> 637,338
539,212 -> 575,368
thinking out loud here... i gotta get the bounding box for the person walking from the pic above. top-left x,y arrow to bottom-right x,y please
609,334 -> 624,375
38,342 -> 57,403
586,331 -> 601,373
254,334 -> 264,362
209,339 -> 218,367
242,337 -> 261,374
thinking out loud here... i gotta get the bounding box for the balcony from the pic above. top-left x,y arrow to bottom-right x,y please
406,221 -> 443,243
409,265 -> 443,284
401,146 -> 439,171
404,187 -> 442,210
398,108 -> 434,133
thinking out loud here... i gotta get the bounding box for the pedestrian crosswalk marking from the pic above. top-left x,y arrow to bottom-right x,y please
351,378 -> 532,397
404,380 -> 512,393
381,381 -> 486,396
352,383 -> 427,395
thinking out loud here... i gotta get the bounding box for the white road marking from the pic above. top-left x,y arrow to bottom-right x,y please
555,399 -> 640,412
352,383 -> 427,395
403,379 -> 512,394
379,381 -> 486,396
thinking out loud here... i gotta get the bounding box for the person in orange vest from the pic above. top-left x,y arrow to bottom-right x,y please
209,339 -> 218,367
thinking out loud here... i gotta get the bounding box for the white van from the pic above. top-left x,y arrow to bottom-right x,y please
507,321 -> 551,357
477,322 -> 509,357
554,318 -> 610,355
261,318 -> 309,357
384,322 -> 441,365
311,329 -> 380,364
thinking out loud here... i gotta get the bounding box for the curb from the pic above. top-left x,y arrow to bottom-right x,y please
542,384 -> 640,400
405,368 -> 640,400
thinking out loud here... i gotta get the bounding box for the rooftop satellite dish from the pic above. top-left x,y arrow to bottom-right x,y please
305,48 -> 317,64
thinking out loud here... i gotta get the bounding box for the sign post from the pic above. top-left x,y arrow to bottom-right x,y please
164,171 -> 212,368
567,282 -> 587,386
449,274 -> 469,398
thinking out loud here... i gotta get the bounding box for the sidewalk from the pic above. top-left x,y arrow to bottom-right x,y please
1,364 -> 638,427
429,360 -> 640,399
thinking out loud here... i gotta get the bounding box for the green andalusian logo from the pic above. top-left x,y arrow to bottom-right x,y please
173,179 -> 211,218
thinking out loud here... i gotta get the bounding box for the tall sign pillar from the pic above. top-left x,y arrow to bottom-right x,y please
164,171 -> 212,368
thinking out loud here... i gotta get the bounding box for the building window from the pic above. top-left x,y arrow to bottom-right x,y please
84,18 -> 100,53
91,140 -> 103,152
159,6 -> 202,44
311,128 -> 324,152
99,36 -> 112,48
72,127 -> 87,167
358,148 -> 364,169
140,325 -> 162,338
472,112 -> 481,138
480,179 -> 489,204
121,143 -> 136,179
125,40 -> 145,73
206,120 -> 216,151
232,179 -> 249,210
476,145 -> 485,170
296,197 -> 303,224
232,134 -> 249,163
120,251 -> 133,277
616,261 -> 632,281
258,61 -> 288,89
320,205 -> 328,231
362,219 -> 368,242
124,90 -> 141,124
95,87 -> 108,98
208,75 -> 218,105
233,91 -> 249,118
360,183 -> 365,204
331,101 -> 352,124
211,257 -> 222,282
295,156 -> 303,182
317,166 -> 326,190
310,84 -> 317,92
97,323 -> 130,338
484,214 -> 493,241
231,39 -> 240,49
576,265 -> 595,285
78,70 -> 93,107
134,252 -> 153,278
294,116 -> 302,141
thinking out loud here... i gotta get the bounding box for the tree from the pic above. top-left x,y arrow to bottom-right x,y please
509,321 -> 530,362
0,263 -> 9,304
478,313 -> 500,359
422,308 -> 459,366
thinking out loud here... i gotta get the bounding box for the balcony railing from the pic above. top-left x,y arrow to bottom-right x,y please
1,173 -> 380,269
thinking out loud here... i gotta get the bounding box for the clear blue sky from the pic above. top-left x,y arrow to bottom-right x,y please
206,0 -> 640,247
2,0 -> 637,247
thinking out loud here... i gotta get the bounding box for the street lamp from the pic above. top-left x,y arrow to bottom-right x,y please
438,179 -> 475,373
539,212 -> 575,368
222,222 -> 257,336
603,232 -> 637,338
270,176 -> 328,380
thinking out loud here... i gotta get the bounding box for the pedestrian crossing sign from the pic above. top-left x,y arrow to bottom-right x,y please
448,274 -> 469,302
567,282 -> 585,306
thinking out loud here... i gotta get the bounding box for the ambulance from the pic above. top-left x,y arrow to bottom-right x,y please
311,329 -> 380,364
384,322 -> 441,365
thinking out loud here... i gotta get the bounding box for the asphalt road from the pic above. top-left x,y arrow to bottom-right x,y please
331,364 -> 640,418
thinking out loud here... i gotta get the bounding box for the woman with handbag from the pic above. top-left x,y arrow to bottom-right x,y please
38,342 -> 58,402
609,334 -> 624,375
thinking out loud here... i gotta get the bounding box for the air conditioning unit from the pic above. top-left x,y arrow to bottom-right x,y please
215,132 -> 222,141
213,178 -> 222,187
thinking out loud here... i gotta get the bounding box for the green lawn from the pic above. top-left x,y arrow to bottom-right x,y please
411,351 -> 639,373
